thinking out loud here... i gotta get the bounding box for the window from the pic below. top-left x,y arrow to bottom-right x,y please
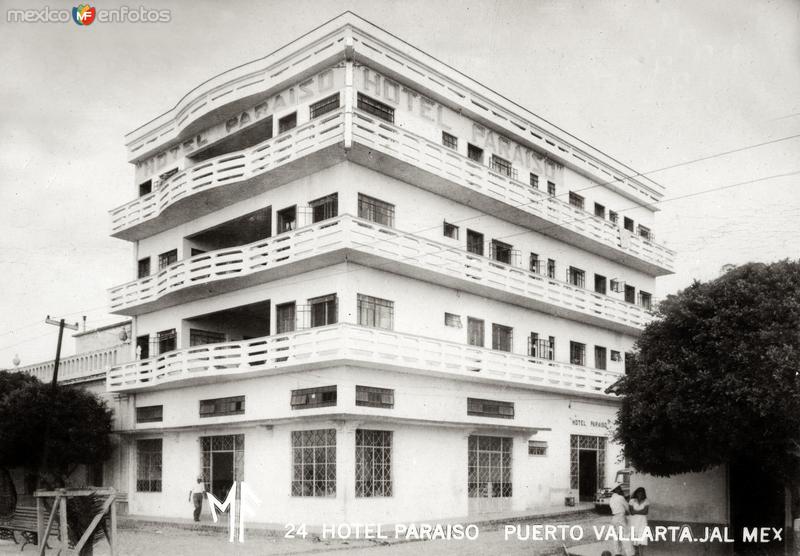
567,266 -> 586,288
137,258 -> 150,279
490,239 -> 513,265
355,386 -> 394,409
639,291 -> 653,311
291,386 -> 337,409
357,93 -> 394,123
199,395 -> 245,417
466,229 -> 484,256
467,317 -> 484,347
189,329 -> 226,346
278,112 -> 297,133
637,225 -> 652,241
595,346 -> 607,370
138,180 -> 152,197
609,211 -> 618,224
136,405 -> 163,424
291,429 -> 336,497
358,194 -> 395,227
468,398 -> 515,419
190,248 -> 206,257
355,430 -> 393,497
136,334 -> 149,360
570,341 -> 586,366
624,217 -> 634,232
610,279 -> 622,293
547,181 -> 556,196
492,323 -> 513,352
594,274 -> 607,295
594,203 -> 606,218
136,439 -> 162,492
490,155 -> 517,179
309,294 -> 337,327
547,336 -> 556,360
444,312 -> 462,328
357,294 -> 394,330
309,94 -> 340,119
529,173 -> 539,189
158,249 -> 177,270
625,285 -> 636,304
467,143 -> 484,163
443,221 -> 459,240
547,258 -> 556,279
610,350 -> 622,362
568,191 -> 585,210
277,206 -> 297,233
528,332 -> 554,360
310,193 -> 338,223
529,253 -> 541,274
157,329 -> 176,355
468,435 -> 512,498
442,131 -> 458,150
528,440 -> 548,456
276,302 -> 296,334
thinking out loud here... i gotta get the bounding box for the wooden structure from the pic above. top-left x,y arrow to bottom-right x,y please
34,488 -> 117,556
0,505 -> 59,549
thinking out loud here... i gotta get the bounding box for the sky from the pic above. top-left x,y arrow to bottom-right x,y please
0,0 -> 798,367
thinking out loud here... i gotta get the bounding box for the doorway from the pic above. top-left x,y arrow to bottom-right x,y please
570,435 -> 606,502
578,450 -> 598,501
201,434 -> 244,502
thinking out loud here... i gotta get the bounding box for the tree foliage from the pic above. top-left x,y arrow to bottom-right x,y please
611,260 -> 800,479
0,372 -> 113,486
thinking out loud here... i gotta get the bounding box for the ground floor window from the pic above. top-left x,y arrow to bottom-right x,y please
291,429 -> 336,497
201,434 -> 244,501
468,435 -> 512,498
136,438 -> 162,492
355,430 -> 392,497
570,435 -> 606,501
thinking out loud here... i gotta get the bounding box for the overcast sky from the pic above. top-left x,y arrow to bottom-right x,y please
1,0 -> 798,367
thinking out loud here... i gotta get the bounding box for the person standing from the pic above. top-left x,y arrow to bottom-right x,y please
189,477 -> 206,522
609,483 -> 634,556
629,487 -> 650,555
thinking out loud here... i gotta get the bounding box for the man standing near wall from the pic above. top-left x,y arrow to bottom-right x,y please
610,483 -> 634,556
189,477 -> 206,522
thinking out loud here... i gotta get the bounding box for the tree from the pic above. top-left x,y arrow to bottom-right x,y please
0,371 -> 113,487
610,260 -> 800,538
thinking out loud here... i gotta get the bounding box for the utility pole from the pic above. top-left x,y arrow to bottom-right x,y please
45,316 -> 79,390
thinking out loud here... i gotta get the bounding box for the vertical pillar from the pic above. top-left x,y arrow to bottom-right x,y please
58,494 -> 68,551
36,496 -> 43,548
343,30 -> 354,151
109,495 -> 117,556
337,420 -> 359,522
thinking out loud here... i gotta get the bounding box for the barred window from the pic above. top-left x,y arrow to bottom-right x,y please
468,398 -> 514,419
528,333 -> 554,361
309,94 -> 340,119
310,193 -> 338,223
358,194 -> 395,227
529,173 -> 539,189
442,131 -> 458,150
443,221 -> 459,240
355,430 -> 392,497
189,329 -> 226,347
357,294 -> 394,330
291,429 -> 336,497
568,191 -> 585,210
357,93 -> 394,123
136,438 -> 162,492
291,386 -> 337,409
490,240 -> 513,265
355,386 -> 394,409
466,229 -> 484,256
567,266 -> 586,288
137,258 -> 150,278
158,249 -> 177,270
492,323 -> 513,352
444,312 -> 462,328
528,440 -> 548,456
570,341 -> 586,366
547,181 -> 556,196
468,435 -> 512,498
490,155 -> 517,180
199,395 -> 245,417
309,294 -> 337,327
136,405 -> 163,424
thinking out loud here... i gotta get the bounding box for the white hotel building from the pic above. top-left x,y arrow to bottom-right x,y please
101,13 -> 674,523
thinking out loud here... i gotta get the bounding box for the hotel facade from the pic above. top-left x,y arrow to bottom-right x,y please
36,14 -> 678,523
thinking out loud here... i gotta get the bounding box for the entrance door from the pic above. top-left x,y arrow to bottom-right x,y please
578,449 -> 598,501
201,434 -> 244,504
211,452 -> 234,502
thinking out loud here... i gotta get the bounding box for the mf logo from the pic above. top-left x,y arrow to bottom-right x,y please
206,482 -> 262,543
72,4 -> 96,25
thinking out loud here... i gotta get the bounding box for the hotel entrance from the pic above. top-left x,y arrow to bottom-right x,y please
200,434 -> 244,502
570,435 -> 606,501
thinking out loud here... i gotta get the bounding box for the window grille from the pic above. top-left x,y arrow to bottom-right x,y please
468,435 -> 512,498
199,395 -> 245,417
291,429 -> 336,497
529,173 -> 539,189
309,193 -> 338,223
490,155 -> 518,180
136,439 -> 162,492
291,386 -> 337,409
528,440 -> 548,456
158,249 -> 177,270
309,94 -> 340,119
136,405 -> 163,424
444,312 -> 462,328
358,194 -> 395,227
567,266 -> 586,288
355,386 -> 394,408
357,93 -> 394,123
466,229 -> 484,255
355,430 -> 393,497
357,294 -> 394,330
528,333 -> 554,360
489,240 -> 514,265
442,132 -> 458,150
568,191 -> 585,210
200,434 -> 245,500
492,323 -> 513,352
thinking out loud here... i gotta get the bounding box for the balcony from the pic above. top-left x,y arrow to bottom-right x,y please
110,215 -> 652,334
106,323 -> 620,399
111,110 -> 346,241
13,345 -> 128,384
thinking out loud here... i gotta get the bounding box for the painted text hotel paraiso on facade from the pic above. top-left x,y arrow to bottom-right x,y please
103,12 -> 674,523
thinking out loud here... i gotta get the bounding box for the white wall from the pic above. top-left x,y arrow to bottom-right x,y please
633,467 -> 728,524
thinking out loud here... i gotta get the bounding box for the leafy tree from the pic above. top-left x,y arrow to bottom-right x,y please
610,260 -> 800,523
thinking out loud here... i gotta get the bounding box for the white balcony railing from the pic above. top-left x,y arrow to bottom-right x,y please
15,345 -> 128,384
106,323 -> 621,397
109,215 -> 653,331
111,110 -> 345,236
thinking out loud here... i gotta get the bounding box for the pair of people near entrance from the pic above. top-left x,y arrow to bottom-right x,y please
609,485 -> 649,556
189,477 -> 206,522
